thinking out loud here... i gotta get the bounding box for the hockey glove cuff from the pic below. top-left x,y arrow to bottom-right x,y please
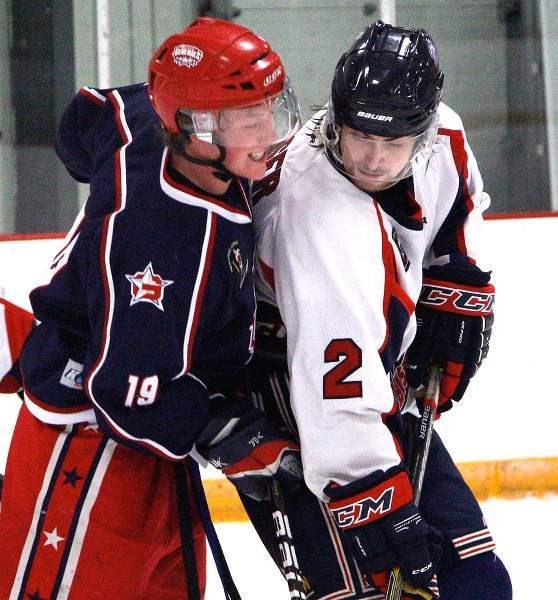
196,402 -> 302,501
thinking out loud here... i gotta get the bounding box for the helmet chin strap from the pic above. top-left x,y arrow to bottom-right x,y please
177,142 -> 234,183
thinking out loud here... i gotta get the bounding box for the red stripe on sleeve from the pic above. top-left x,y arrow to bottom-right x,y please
258,257 -> 275,291
373,203 -> 415,353
438,128 -> 475,256
86,90 -> 132,397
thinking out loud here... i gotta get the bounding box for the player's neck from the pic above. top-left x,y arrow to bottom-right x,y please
170,152 -> 232,196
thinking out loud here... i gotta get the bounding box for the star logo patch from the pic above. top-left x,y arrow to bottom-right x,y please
125,262 -> 173,311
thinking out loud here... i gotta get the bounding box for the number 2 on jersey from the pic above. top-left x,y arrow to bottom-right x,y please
323,338 -> 363,399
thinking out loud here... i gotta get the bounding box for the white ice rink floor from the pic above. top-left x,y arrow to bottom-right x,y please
207,495 -> 557,600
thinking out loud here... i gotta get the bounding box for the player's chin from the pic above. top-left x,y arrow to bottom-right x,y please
231,155 -> 268,181
351,173 -> 396,192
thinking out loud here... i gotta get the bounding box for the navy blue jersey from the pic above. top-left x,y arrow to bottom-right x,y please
20,83 -> 256,460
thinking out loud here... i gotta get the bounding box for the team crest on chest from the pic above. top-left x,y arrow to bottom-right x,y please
227,240 -> 249,289
125,262 -> 174,311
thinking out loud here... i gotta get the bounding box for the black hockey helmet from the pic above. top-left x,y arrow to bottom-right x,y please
330,20 -> 444,138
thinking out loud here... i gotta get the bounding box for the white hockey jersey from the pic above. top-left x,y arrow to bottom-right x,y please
252,103 -> 491,500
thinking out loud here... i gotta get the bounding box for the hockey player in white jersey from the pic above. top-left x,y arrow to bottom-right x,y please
239,21 -> 513,599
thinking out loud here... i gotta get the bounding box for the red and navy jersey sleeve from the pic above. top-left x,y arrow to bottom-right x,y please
0,298 -> 35,393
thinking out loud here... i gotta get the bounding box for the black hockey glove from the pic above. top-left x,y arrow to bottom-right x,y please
326,465 -> 442,599
405,265 -> 494,413
196,398 -> 302,501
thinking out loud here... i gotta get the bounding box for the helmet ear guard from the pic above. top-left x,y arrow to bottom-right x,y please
177,110 -> 216,143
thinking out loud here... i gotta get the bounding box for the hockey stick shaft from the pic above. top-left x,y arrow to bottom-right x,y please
385,365 -> 442,600
270,479 -> 308,599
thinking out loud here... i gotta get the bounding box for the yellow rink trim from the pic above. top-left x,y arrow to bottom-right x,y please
202,457 -> 558,522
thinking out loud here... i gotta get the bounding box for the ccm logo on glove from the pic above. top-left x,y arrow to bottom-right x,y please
419,279 -> 494,316
329,470 -> 413,529
412,561 -> 433,575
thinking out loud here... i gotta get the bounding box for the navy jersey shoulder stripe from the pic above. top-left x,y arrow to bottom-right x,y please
79,86 -> 107,107
85,89 -> 145,450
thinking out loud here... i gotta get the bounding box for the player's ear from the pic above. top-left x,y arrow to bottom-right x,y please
159,125 -> 194,157
187,134 -> 221,160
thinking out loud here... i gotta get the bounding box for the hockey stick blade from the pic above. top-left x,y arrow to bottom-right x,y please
385,365 -> 441,600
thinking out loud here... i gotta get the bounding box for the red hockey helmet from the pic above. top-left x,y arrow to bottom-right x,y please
148,17 -> 300,143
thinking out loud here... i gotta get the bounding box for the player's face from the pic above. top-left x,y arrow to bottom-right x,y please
216,103 -> 279,180
339,126 -> 416,192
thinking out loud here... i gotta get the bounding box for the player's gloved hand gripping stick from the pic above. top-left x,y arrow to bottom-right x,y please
196,398 -> 302,501
385,365 -> 442,600
405,265 -> 494,414
196,391 -> 308,597
325,367 -> 443,600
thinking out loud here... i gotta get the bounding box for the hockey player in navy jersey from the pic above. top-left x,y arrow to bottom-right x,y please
0,18 -> 301,599
232,22 -> 512,600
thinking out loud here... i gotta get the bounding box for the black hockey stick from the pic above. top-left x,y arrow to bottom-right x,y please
270,479 -> 308,599
174,462 -> 202,600
385,365 -> 442,600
